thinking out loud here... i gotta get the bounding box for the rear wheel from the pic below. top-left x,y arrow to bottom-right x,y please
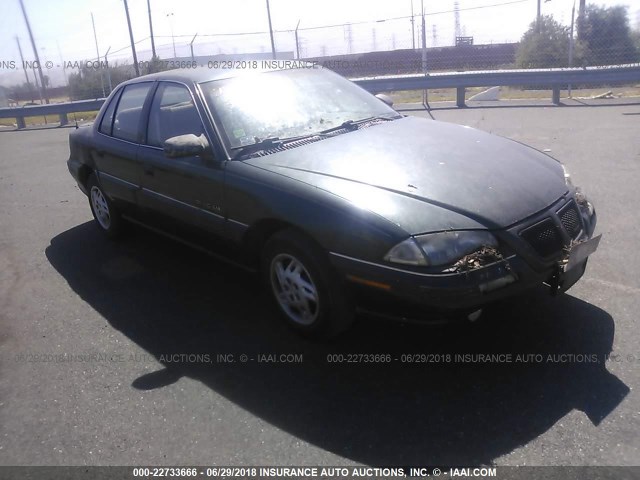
87,173 -> 124,239
262,229 -> 354,338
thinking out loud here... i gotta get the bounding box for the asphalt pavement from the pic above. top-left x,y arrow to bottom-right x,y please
0,99 -> 639,467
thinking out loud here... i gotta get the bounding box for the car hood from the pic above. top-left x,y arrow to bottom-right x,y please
244,116 -> 567,232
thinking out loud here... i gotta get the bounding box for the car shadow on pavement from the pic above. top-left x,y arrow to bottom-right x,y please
46,222 -> 629,466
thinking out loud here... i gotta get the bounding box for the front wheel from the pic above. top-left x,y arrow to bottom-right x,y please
262,229 -> 354,338
87,173 -> 124,239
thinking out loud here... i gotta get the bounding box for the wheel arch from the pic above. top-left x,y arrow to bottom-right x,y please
78,165 -> 94,190
241,218 -> 327,267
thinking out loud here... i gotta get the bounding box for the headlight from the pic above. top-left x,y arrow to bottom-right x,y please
384,231 -> 499,267
383,237 -> 428,266
575,187 -> 595,216
561,164 -> 573,187
563,164 -> 595,217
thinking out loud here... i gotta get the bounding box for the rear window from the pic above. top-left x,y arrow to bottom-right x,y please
98,90 -> 120,136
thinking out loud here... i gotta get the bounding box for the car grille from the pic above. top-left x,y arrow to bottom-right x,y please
557,201 -> 583,239
520,218 -> 565,258
519,199 -> 585,258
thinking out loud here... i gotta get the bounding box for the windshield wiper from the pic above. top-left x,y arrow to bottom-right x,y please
318,114 -> 400,135
233,134 -> 320,159
232,115 -> 400,159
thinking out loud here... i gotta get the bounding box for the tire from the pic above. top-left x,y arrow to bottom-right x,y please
87,173 -> 124,239
262,229 -> 354,338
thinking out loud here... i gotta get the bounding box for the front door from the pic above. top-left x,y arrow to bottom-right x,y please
137,82 -> 226,238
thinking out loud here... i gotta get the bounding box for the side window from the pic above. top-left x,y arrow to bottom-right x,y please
98,89 -> 120,135
146,83 -> 204,148
112,83 -> 152,143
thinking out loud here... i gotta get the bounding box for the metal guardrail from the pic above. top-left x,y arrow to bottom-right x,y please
0,99 -> 104,129
355,64 -> 640,106
1,65 -> 639,129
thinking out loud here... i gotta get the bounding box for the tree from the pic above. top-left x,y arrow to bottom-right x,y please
516,16 -> 573,68
580,5 -> 638,66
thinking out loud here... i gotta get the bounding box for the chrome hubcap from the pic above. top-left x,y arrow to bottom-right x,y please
90,186 -> 111,230
270,254 -> 319,326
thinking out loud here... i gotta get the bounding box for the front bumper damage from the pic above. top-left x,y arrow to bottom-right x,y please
330,192 -> 599,322
549,233 -> 602,294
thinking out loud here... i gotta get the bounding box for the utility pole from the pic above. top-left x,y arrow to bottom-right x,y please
537,0 -> 552,34
295,20 -> 301,59
15,37 -> 34,103
421,0 -> 428,105
147,0 -> 157,58
345,24 -> 353,54
32,64 -> 43,104
104,47 -> 113,94
577,0 -> 586,40
421,0 -> 427,73
266,0 -> 276,59
18,0 -> 48,103
56,41 -> 68,99
190,33 -> 198,62
91,13 -> 106,97
568,0 -> 576,96
166,13 -> 176,58
454,1 -> 461,41
123,0 -> 140,76
410,0 -> 416,50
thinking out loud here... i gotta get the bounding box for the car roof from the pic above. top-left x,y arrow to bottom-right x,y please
122,60 -> 319,87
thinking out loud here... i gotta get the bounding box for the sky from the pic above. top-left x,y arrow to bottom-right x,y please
0,0 -> 638,87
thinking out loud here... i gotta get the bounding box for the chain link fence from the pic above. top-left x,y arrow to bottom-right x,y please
3,2 -> 639,106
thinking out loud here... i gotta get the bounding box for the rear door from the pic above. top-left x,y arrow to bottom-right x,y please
93,82 -> 154,206
137,81 -> 227,237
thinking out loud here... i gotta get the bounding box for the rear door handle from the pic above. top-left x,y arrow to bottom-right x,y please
143,165 -> 154,176
95,150 -> 105,157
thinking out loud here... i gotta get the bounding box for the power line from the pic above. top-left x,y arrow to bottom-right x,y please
110,36 -> 151,55
150,0 -> 529,38
296,0 -> 529,30
54,0 -> 533,63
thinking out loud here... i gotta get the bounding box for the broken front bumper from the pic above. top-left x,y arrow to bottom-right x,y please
550,234 -> 602,294
330,251 -> 555,313
330,188 -> 600,321
330,198 -> 599,318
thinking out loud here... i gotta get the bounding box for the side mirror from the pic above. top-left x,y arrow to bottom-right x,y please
163,134 -> 209,158
375,93 -> 394,107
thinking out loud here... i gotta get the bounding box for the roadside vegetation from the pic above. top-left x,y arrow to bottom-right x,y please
516,5 -> 639,68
